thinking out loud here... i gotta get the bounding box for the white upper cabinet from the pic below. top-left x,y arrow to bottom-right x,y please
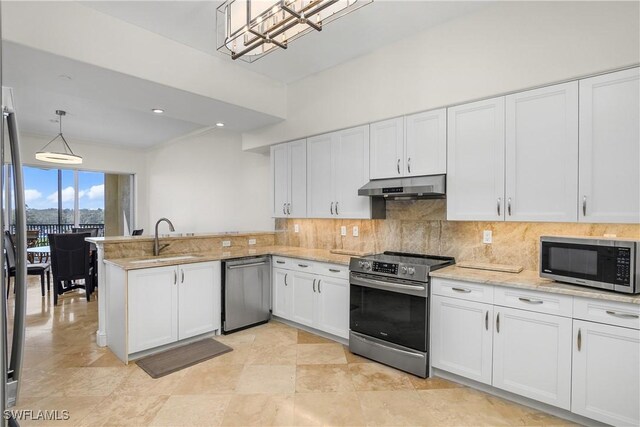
370,110 -> 446,180
579,67 -> 640,223
308,125 -> 372,219
405,109 -> 447,177
447,97 -> 506,221
270,139 -> 307,218
370,117 -> 404,179
505,82 -> 579,222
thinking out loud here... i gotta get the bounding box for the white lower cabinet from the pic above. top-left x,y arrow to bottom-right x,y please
492,307 -> 572,409
431,295 -> 493,385
127,261 -> 220,354
272,257 -> 349,339
571,320 -> 640,426
431,278 -> 640,424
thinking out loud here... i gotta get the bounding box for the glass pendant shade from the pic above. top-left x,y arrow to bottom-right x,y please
35,110 -> 83,165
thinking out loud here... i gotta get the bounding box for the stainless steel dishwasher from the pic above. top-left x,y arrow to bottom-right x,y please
222,256 -> 271,334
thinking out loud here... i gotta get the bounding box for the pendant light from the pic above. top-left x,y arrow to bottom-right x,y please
35,110 -> 83,164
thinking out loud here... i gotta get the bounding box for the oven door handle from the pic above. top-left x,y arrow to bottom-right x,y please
351,334 -> 425,359
350,273 -> 426,292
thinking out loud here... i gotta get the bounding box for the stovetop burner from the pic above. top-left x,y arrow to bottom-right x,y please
368,251 -> 456,267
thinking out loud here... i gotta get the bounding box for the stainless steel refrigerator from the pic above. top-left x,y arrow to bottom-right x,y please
1,6 -> 28,425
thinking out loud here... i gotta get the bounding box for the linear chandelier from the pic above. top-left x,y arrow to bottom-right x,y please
216,0 -> 373,62
35,110 -> 83,165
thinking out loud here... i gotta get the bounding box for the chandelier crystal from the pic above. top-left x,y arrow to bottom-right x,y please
216,0 -> 373,62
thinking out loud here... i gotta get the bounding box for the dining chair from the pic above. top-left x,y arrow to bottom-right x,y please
48,232 -> 94,305
132,229 -> 144,236
4,231 -> 51,297
71,227 -> 100,237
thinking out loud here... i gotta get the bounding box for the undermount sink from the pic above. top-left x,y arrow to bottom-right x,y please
129,255 -> 199,264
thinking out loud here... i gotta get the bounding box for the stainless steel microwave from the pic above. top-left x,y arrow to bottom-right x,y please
540,236 -> 639,294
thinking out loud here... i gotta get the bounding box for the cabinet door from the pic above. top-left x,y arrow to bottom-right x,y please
405,109 -> 446,176
579,67 -> 640,223
334,125 -> 371,219
492,307 -> 572,410
289,139 -> 307,218
505,82 -> 578,222
178,261 -> 220,340
291,271 -> 316,327
307,133 -> 335,218
272,268 -> 293,319
315,276 -> 349,339
370,117 -> 404,179
128,266 -> 178,354
572,320 -> 640,426
271,143 -> 289,218
431,295 -> 493,385
447,97 -> 505,221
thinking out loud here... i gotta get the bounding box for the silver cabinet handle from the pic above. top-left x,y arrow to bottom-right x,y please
312,279 -> 316,293
507,197 -> 512,216
330,202 -> 334,215
318,279 -> 322,293
329,268 -> 341,273
284,273 -> 288,286
452,287 -> 471,293
518,297 -> 543,305
335,202 -> 339,216
497,197 -> 501,217
582,195 -> 587,216
485,310 -> 489,330
287,203 -> 291,215
577,328 -> 582,351
496,312 -> 500,333
276,260 -> 285,264
606,310 -> 639,319
407,157 -> 411,174
397,159 -> 400,174
181,270 -> 184,283
283,203 -> 286,215
173,271 -> 177,285
298,264 -> 309,268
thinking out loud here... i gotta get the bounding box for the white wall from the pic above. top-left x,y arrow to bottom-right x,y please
10,133 -> 149,232
145,128 -> 273,233
243,1 -> 640,149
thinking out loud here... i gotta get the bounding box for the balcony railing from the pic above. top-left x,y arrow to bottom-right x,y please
11,224 -> 105,246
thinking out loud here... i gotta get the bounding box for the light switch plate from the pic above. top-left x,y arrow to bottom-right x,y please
248,239 -> 256,245
483,230 -> 492,244
340,226 -> 347,236
294,224 -> 300,233
222,240 -> 231,247
353,226 -> 359,237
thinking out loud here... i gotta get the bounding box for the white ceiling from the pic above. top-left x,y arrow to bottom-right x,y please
82,1 -> 491,84
2,42 -> 284,148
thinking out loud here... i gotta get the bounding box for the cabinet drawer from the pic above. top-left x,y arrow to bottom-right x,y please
573,297 -> 640,330
272,256 -> 293,269
431,278 -> 493,304
315,262 -> 349,280
494,287 -> 573,317
272,256 -> 317,273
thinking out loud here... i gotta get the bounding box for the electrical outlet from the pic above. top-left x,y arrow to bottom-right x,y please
248,239 -> 256,245
340,226 -> 347,236
483,230 -> 492,244
222,240 -> 231,247
294,224 -> 300,233
353,226 -> 359,237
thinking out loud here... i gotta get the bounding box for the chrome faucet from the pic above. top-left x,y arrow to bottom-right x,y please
154,217 -> 175,256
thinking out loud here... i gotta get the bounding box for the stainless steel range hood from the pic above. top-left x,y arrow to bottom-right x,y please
358,175 -> 446,200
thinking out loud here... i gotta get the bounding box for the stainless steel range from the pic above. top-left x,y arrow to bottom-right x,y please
349,252 -> 455,377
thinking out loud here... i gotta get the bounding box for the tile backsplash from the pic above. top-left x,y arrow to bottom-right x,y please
275,200 -> 640,271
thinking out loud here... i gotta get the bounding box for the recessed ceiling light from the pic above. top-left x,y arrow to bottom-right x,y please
151,108 -> 164,114
215,122 -> 225,127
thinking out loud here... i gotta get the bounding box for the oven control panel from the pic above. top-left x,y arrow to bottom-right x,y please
372,261 -> 398,275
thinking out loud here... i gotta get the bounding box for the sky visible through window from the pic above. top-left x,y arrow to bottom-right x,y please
23,166 -> 104,210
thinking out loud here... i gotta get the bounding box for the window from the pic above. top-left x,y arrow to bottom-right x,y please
78,171 -> 104,224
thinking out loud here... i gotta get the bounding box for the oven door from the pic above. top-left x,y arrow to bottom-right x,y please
350,272 -> 428,352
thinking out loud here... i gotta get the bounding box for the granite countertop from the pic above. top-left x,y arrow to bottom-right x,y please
430,265 -> 640,305
87,231 -> 276,244
103,246 -> 353,270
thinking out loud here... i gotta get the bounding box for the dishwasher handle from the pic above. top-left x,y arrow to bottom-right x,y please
227,261 -> 268,270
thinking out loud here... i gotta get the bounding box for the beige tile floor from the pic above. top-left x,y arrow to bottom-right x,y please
7,277 -> 576,426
